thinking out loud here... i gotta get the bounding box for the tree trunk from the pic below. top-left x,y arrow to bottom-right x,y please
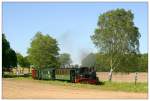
28,67 -> 30,73
109,58 -> 113,82
2,70 -> 4,77
22,67 -> 24,74
109,68 -> 113,82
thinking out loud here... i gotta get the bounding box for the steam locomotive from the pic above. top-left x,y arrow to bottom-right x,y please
32,67 -> 99,84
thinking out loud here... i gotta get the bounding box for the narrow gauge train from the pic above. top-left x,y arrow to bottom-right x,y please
32,67 -> 99,84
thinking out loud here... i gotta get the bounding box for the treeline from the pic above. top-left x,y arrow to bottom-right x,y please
2,32 -> 72,74
2,33 -> 31,74
2,34 -> 17,68
81,53 -> 148,72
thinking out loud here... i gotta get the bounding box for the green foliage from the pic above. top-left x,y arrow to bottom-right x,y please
8,49 -> 17,67
2,34 -> 10,67
91,9 -> 140,72
138,53 -> 148,72
95,53 -> 110,71
28,32 -> 59,68
17,53 -> 24,67
82,52 -> 148,72
58,53 -> 72,67
17,53 -> 30,67
24,56 -> 31,67
2,34 -> 17,68
111,53 -> 139,72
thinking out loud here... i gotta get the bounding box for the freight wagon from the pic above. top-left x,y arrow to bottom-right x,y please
32,67 -> 99,84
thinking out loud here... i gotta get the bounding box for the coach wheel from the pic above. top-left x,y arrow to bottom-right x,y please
80,79 -> 89,84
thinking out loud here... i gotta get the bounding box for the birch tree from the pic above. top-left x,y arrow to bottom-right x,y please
91,9 -> 140,81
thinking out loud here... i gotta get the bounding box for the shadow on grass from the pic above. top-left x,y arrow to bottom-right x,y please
96,81 -> 105,85
2,73 -> 31,78
40,79 -> 70,82
37,78 -> 105,85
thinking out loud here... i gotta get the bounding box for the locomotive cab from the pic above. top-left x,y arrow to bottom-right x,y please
75,67 -> 99,84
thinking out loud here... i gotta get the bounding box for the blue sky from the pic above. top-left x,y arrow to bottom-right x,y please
2,2 -> 148,64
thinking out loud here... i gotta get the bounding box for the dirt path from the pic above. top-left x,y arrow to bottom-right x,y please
2,78 -> 147,99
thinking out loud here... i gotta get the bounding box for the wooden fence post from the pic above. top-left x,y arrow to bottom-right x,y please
135,72 -> 138,85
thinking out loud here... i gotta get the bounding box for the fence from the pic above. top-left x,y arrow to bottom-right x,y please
96,72 -> 148,83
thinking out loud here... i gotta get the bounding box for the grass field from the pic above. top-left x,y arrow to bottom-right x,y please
12,76 -> 148,93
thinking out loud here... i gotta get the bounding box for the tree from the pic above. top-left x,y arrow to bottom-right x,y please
95,52 -> 147,72
95,53 -> 110,72
16,53 -> 24,73
2,34 -> 17,76
24,56 -> 31,73
2,34 -> 17,68
24,56 -> 30,67
59,53 -> 72,67
16,53 -> 24,67
8,49 -> 17,67
17,53 -> 31,73
91,9 -> 140,81
138,53 -> 148,72
2,34 -> 10,67
28,32 -> 59,68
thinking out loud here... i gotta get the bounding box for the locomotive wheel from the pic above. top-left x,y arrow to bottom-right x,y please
79,79 -> 89,84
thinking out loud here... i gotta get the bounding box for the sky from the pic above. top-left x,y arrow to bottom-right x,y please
2,2 -> 148,65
